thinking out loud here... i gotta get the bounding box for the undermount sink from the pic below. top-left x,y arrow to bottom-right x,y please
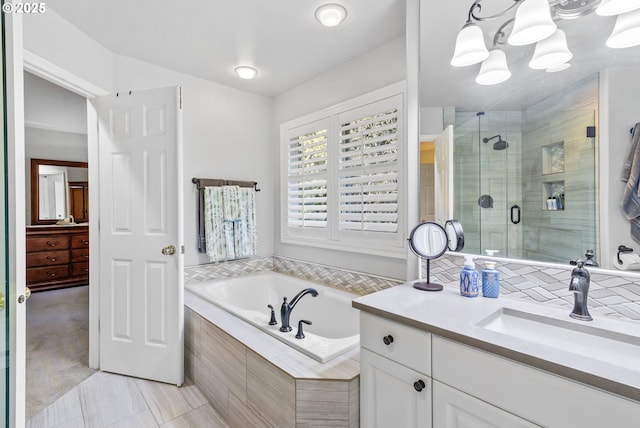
477,307 -> 640,371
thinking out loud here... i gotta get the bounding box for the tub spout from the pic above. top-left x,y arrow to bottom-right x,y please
280,288 -> 318,332
569,260 -> 592,321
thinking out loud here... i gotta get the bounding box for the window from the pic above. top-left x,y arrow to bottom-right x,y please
281,84 -> 406,257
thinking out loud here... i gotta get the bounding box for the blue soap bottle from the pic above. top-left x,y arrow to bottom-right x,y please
460,256 -> 479,297
482,261 -> 500,298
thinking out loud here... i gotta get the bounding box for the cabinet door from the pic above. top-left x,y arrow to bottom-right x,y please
433,381 -> 540,428
361,348 -> 431,428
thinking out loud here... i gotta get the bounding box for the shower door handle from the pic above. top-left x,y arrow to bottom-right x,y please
510,205 -> 521,224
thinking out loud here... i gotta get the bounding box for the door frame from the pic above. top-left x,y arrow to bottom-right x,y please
23,50 -> 108,370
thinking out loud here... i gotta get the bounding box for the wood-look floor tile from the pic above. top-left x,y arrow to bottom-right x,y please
51,416 -> 86,428
27,387 -> 84,428
104,410 -> 158,428
160,404 -> 228,428
78,372 -> 148,427
135,377 -> 206,424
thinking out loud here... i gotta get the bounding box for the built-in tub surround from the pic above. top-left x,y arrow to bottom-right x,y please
428,253 -> 640,321
186,271 -> 360,362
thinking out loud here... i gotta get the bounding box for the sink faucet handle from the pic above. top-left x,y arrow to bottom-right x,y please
267,304 -> 278,325
295,320 -> 312,339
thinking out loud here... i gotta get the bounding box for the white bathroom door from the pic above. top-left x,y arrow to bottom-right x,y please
98,87 -> 184,385
435,125 -> 454,224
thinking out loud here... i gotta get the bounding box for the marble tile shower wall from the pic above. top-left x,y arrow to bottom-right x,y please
428,254 -> 640,321
184,256 -> 401,295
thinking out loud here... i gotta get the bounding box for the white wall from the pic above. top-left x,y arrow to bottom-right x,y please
601,67 -> 640,269
113,55 -> 275,267
420,106 -> 444,135
273,36 -> 408,280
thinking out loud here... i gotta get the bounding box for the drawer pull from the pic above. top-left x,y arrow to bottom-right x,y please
82,267 -> 89,272
47,270 -> 58,277
46,256 -> 59,262
413,379 -> 426,392
46,241 -> 59,247
81,240 -> 89,245
82,254 -> 89,258
383,335 -> 394,345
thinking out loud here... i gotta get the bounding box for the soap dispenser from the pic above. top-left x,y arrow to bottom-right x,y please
460,256 -> 479,297
482,261 -> 500,298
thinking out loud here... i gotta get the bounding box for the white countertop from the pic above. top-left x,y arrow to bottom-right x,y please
353,281 -> 640,402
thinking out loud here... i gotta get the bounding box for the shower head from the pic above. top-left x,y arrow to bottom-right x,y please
482,135 -> 509,150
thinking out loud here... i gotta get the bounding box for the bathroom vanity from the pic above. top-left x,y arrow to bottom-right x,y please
354,284 -> 640,428
26,225 -> 89,291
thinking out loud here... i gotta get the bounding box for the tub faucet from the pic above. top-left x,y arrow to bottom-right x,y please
569,260 -> 592,321
279,288 -> 318,332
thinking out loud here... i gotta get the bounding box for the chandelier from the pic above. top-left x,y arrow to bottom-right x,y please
451,0 -> 640,85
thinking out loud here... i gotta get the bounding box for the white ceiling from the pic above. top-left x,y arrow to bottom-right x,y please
420,0 -> 640,111
48,0 -> 406,98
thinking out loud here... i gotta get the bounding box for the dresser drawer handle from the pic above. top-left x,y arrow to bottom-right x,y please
82,267 -> 89,272
383,335 -> 394,346
46,241 -> 59,247
81,240 -> 89,245
82,254 -> 89,258
47,270 -> 58,277
413,379 -> 426,392
46,256 -> 59,262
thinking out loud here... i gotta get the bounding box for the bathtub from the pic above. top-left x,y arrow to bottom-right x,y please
185,271 -> 360,363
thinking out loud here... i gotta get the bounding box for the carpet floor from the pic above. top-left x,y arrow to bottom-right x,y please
26,285 -> 96,420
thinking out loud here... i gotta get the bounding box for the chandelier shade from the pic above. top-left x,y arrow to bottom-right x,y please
529,29 -> 573,70
508,0 -> 557,46
546,62 -> 571,73
606,8 -> 640,48
596,0 -> 640,16
451,22 -> 490,67
476,48 -> 511,85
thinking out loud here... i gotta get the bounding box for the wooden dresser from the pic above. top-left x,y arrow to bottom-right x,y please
26,225 -> 89,291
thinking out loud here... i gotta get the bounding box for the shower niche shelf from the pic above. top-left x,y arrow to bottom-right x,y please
542,142 -> 564,175
542,181 -> 565,211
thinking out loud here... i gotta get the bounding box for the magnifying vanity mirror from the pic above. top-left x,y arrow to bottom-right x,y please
30,158 -> 89,225
410,220 -> 465,291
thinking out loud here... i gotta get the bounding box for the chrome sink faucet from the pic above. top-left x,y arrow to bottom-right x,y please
280,288 -> 318,332
569,260 -> 592,321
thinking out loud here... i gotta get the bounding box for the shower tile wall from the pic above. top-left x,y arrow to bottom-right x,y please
521,74 -> 598,263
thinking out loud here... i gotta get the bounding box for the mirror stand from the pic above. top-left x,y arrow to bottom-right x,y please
413,258 -> 443,292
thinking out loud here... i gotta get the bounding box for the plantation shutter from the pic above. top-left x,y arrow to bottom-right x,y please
286,119 -> 329,232
337,94 -> 402,233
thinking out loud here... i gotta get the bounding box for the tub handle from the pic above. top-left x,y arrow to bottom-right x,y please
383,335 -> 394,346
267,304 -> 278,326
295,320 -> 312,339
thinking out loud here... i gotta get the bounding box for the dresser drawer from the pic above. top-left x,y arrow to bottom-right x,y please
26,250 -> 70,267
71,249 -> 90,262
71,262 -> 89,277
26,236 -> 70,252
26,265 -> 70,284
71,234 -> 89,248
360,311 -> 431,376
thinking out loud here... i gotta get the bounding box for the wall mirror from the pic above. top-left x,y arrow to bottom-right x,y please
30,158 -> 88,225
419,0 -> 640,270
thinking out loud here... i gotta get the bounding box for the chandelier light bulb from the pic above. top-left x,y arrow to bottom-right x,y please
508,0 -> 557,46
234,66 -> 258,80
529,29 -> 573,70
596,0 -> 640,16
546,63 -> 571,73
315,4 -> 347,27
606,8 -> 640,48
451,22 -> 490,67
476,48 -> 511,85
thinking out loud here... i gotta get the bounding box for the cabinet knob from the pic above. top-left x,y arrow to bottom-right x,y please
413,379 -> 425,392
382,335 -> 394,345
46,240 -> 59,247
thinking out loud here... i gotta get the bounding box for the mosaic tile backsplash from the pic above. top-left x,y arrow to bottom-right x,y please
428,254 -> 640,322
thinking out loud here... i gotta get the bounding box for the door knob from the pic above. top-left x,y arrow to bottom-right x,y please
161,245 -> 176,256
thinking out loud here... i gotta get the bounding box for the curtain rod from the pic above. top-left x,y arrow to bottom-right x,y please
191,177 -> 260,192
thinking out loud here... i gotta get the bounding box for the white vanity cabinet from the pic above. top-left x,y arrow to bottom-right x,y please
360,312 -> 432,428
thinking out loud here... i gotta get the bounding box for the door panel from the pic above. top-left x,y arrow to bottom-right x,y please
98,87 -> 183,385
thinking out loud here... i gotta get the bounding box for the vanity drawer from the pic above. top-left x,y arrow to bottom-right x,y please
71,262 -> 89,277
360,311 -> 431,376
71,249 -> 90,262
26,236 -> 70,252
26,265 -> 70,284
26,250 -> 70,267
71,234 -> 89,248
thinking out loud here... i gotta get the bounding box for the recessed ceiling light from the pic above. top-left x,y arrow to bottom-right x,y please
315,4 -> 347,27
234,66 -> 258,80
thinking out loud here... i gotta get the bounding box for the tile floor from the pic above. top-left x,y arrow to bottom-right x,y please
27,371 -> 228,428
